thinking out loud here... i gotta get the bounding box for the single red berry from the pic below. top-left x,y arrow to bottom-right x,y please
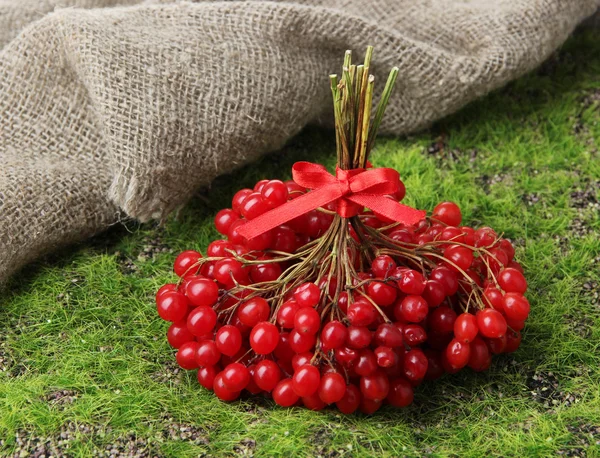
402,324 -> 427,347
157,291 -> 188,322
502,292 -> 530,321
359,398 -> 382,415
302,392 -> 326,411
486,334 -> 507,354
483,286 -> 505,311
237,297 -> 270,327
354,350 -> 378,377
386,378 -> 414,407
336,384 -> 361,414
185,277 -> 219,307
334,347 -> 359,366
176,341 -> 200,370
403,348 -> 428,382
292,352 -> 313,371
318,372 -> 346,404
187,305 -> 218,336
293,282 -> 321,308
261,180 -> 288,208
346,326 -> 372,349
272,378 -> 298,407
156,283 -> 177,300
320,321 -> 348,350
232,189 -> 253,214
174,250 -> 202,278
498,268 -> 527,293
250,322 -> 280,354
397,270 -> 426,295
167,321 -> 195,349
197,365 -> 220,390
367,281 -> 397,306
214,209 -> 239,235
430,266 -> 459,296
294,307 -> 321,335
360,370 -> 390,402
499,239 -> 516,262
347,300 -> 377,326
214,258 -> 248,288
476,309 -> 507,338
207,240 -> 234,257
240,192 -> 270,220
432,202 -> 462,226
195,340 -> 221,367
213,372 -> 241,402
253,359 -> 281,392
249,262 -> 282,283
215,325 -> 243,357
398,295 -> 429,323
505,331 -> 522,353
468,337 -> 491,372
444,245 -> 474,272
374,346 -> 397,368
288,329 -> 316,353
373,323 -> 404,348
428,305 -> 457,335
371,255 -> 396,278
274,332 -> 295,361
454,313 -> 479,343
292,365 -> 321,397
422,280 -> 446,307
277,300 -> 300,329
445,338 -> 471,369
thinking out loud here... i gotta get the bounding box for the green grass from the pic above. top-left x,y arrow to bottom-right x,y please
1,30 -> 599,457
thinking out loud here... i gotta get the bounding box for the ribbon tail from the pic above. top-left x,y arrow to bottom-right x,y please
350,195 -> 426,226
237,185 -> 343,240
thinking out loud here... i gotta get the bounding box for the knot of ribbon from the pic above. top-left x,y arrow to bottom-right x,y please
237,161 -> 426,240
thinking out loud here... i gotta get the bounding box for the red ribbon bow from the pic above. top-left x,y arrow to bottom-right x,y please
237,161 -> 426,240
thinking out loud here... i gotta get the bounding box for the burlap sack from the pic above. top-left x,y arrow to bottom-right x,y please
1,0 -> 598,284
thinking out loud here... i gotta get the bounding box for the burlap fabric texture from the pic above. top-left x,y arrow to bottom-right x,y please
1,0 -> 599,284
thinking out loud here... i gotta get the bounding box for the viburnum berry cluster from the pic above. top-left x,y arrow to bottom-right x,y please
155,48 -> 529,414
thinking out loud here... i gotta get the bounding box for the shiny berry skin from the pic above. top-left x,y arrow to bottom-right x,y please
432,202 -> 462,226
222,363 -> 250,392
195,340 -> 221,367
354,350 -> 378,376
292,352 -> 313,371
454,313 -> 479,343
302,392 -> 326,411
237,297 -> 270,327
292,365 -> 320,397
294,307 -> 321,335
387,378 -> 414,407
214,209 -> 239,235
428,305 -> 457,335
317,372 -> 346,404
215,325 -> 243,357
320,321 -> 347,350
274,332 -> 295,361
288,329 -> 316,353
213,372 -> 241,401
440,226 -> 466,243
483,286 -> 504,311
422,280 -> 446,307
293,282 -> 321,308
197,365 -> 219,390
398,295 -> 429,323
397,270 -> 426,295
371,255 -> 396,278
334,347 -> 359,366
476,309 -> 507,338
232,189 -> 253,213
156,283 -> 177,300
445,338 -> 471,369
174,250 -> 202,277
167,321 -> 195,349
253,360 -> 281,392
367,281 -> 397,306
505,331 -> 522,353
444,245 -> 474,271
360,370 -> 390,402
176,341 -> 200,370
505,316 -> 526,332
430,266 -> 459,296
250,322 -> 280,354
359,398 -> 382,415
187,305 -> 218,336
502,293 -> 530,321
285,180 -> 306,197
486,334 -> 507,354
403,324 -> 427,347
261,180 -> 288,208
272,378 -> 298,407
403,348 -> 428,382
271,226 -> 298,253
346,326 -> 372,349
374,346 -> 397,368
249,263 -> 282,283
468,337 -> 491,372
347,301 -> 377,326
498,268 -> 527,293
214,258 -> 248,288
157,291 -> 188,322
277,300 -> 300,329
336,384 -> 361,414
240,192 -> 270,220
185,277 -> 219,307
373,323 -> 403,348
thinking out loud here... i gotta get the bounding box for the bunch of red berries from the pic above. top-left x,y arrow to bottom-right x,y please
155,47 -> 530,414
155,177 -> 528,414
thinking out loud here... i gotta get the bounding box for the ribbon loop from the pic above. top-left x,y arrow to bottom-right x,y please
237,161 -> 426,240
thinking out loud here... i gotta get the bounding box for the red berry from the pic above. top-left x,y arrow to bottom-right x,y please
318,372 -> 346,404
214,258 -> 248,288
293,282 -> 321,308
430,266 -> 459,296
176,342 -> 200,370
359,398 -> 382,415
157,291 -> 189,322
272,378 -> 298,407
454,313 -> 479,343
397,270 -> 426,295
185,277 -> 219,307
505,331 -> 522,353
486,334 -> 507,354
346,326 -> 372,349
374,346 -> 397,368
249,263 -> 282,283
196,340 -> 221,366
445,338 -> 471,369
360,370 -> 390,402
336,384 -> 361,414
398,295 -> 429,323
483,286 -> 504,311
502,293 -> 530,321
240,192 -> 270,220
213,372 -> 241,401
444,245 -> 474,272
433,202 -> 462,226
294,307 -> 321,335
403,324 -> 427,347
403,348 -> 428,382
292,365 -> 320,397
156,283 -> 177,300
498,268 -> 527,293
222,363 -> 250,392
422,280 -> 446,307
249,322 -> 280,354
424,350 -> 445,380
277,300 -> 300,329
215,325 -> 243,357
367,281 -> 397,306
174,250 -> 202,277
428,305 -> 457,335
253,360 -> 281,392
187,306 -> 218,336
371,255 -> 396,278
167,321 -> 195,349
232,189 -> 253,214
214,209 -> 239,235
468,337 -> 491,372
334,347 -> 359,366
354,350 -> 378,376
237,297 -> 270,327
197,365 -> 219,390
292,352 -> 313,370
320,321 -> 348,350
476,309 -> 507,338
347,300 -> 377,326
387,378 -> 414,407
261,180 -> 288,208
288,329 -> 316,353
373,323 -> 404,348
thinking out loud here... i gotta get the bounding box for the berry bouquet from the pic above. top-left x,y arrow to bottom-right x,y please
155,47 -> 529,414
